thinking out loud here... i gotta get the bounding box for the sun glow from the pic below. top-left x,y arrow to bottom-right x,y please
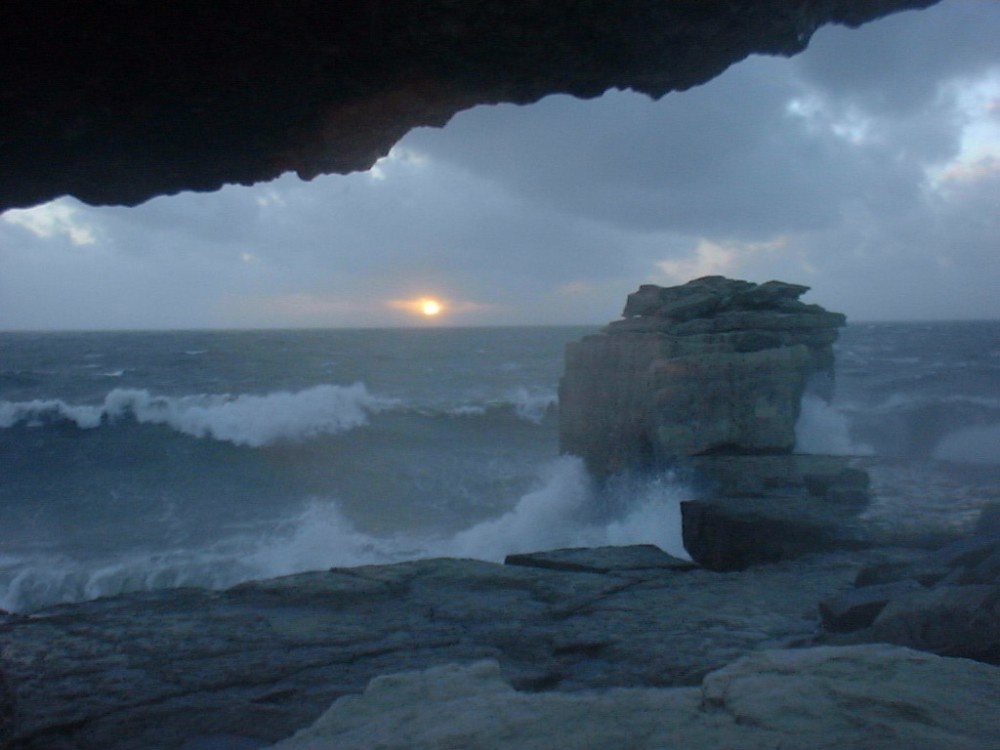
387,296 -> 450,320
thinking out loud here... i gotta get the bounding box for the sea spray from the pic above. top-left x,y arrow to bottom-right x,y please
0,456 -> 693,613
0,383 -> 395,446
795,394 -> 873,456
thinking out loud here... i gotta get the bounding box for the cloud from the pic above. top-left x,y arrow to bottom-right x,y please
2,199 -> 97,246
1,0 -> 998,329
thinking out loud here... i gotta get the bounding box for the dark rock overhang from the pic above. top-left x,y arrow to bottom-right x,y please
0,0 -> 940,212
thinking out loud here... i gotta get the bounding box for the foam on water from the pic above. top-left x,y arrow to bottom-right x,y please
0,457 -> 691,613
445,386 -> 558,424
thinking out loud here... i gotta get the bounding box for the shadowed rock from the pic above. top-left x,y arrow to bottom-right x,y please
819,509 -> 1000,663
1,1 -> 939,211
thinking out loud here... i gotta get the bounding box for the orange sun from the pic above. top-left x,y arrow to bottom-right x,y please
420,299 -> 442,316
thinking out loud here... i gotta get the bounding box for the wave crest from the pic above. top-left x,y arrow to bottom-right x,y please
0,383 -> 394,447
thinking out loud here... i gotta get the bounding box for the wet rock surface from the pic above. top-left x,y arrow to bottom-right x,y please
0,547 -> 884,750
1,1 -> 938,212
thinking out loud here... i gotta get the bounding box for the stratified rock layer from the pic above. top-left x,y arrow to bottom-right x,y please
0,1 -> 939,211
560,276 -> 846,478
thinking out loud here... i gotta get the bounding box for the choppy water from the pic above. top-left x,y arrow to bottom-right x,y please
1,322 -> 997,612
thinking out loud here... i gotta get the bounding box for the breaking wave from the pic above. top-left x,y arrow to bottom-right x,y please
0,384 -> 394,447
0,382 -> 557,449
446,386 -> 558,424
795,395 -> 873,456
0,457 -> 691,613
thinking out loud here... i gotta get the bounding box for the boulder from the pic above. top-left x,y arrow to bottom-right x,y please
821,527 -> 1000,663
681,495 -> 870,571
818,579 -> 924,632
872,585 -> 1000,663
267,646 -> 1000,750
559,276 -> 846,478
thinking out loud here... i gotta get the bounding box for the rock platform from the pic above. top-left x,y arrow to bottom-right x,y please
0,545 -> 908,750
269,646 -> 1000,750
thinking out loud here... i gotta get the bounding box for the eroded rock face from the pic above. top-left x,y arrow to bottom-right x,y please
559,276 -> 845,478
0,0 -> 939,211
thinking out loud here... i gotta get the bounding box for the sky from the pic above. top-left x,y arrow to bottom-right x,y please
1,0 -> 999,330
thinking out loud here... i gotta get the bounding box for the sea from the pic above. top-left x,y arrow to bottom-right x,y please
1,322 -> 998,613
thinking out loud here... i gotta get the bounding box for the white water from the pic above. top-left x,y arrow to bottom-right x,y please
795,395 -> 873,456
0,384 -> 394,446
0,457 -> 691,613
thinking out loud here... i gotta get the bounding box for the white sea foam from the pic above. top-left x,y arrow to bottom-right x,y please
445,386 -> 557,424
932,424 -> 1000,465
0,457 -> 692,613
795,394 -> 873,456
443,457 -> 599,559
507,386 -> 558,424
0,383 -> 395,446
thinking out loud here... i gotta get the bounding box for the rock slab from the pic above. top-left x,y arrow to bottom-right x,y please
267,645 -> 1000,750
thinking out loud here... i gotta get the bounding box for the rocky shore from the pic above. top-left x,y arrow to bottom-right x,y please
1,278 -> 996,749
0,536 -> 996,749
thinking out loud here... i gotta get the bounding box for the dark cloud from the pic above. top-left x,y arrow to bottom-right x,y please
1,0 -> 997,329
796,1 -> 1000,115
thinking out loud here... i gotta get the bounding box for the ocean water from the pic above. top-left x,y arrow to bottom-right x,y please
1,322 -> 998,612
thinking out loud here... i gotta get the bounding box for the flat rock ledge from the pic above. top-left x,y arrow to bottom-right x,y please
268,646 -> 1000,750
0,546 -> 910,750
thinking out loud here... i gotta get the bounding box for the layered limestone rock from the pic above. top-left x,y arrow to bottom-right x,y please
0,1 -> 939,211
559,276 -> 873,570
559,276 -> 846,478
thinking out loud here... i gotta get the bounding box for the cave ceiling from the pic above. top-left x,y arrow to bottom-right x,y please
0,0 -> 940,213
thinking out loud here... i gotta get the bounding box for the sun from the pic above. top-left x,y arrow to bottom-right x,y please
420,299 -> 442,316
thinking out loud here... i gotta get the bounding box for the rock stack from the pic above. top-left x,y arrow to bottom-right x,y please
560,276 -> 845,476
560,276 -> 870,570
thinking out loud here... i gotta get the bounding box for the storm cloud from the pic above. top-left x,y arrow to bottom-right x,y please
2,0 -> 998,329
